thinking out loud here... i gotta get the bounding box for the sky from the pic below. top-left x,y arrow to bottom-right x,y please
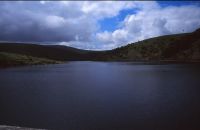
0,1 -> 200,50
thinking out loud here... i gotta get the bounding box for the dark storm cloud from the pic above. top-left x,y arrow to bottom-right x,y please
0,1 -> 96,43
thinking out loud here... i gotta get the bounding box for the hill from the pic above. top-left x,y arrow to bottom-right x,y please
107,28 -> 200,62
0,43 -> 91,61
0,28 -> 200,65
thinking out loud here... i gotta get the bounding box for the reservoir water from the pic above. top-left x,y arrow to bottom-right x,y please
0,62 -> 200,130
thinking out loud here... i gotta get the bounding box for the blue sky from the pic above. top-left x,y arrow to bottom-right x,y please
158,1 -> 200,7
99,8 -> 139,32
100,1 -> 200,32
0,1 -> 200,50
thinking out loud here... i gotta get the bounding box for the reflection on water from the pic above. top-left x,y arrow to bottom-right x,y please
0,62 -> 200,130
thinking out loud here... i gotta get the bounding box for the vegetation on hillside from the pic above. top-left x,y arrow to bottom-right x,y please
106,28 -> 200,61
0,28 -> 200,66
107,34 -> 185,61
0,52 -> 62,68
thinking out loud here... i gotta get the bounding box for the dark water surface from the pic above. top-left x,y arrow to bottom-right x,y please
0,62 -> 200,130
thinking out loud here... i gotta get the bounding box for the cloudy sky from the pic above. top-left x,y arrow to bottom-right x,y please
0,1 -> 200,50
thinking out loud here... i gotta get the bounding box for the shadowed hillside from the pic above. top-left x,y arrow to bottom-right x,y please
0,43 -> 91,61
0,28 -> 200,65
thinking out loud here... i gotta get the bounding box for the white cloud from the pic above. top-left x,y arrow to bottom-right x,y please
81,1 -> 135,19
0,1 -> 136,46
45,15 -> 65,28
40,1 -> 46,4
0,1 -> 200,50
96,2 -> 200,49
96,31 -> 112,43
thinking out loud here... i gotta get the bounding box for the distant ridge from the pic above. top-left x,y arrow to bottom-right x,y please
0,28 -> 200,63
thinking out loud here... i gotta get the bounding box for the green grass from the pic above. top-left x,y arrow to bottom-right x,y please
107,32 -> 200,61
0,52 -> 62,68
111,34 -> 184,59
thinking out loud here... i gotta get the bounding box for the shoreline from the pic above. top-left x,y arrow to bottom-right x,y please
0,125 -> 45,130
1,60 -> 200,69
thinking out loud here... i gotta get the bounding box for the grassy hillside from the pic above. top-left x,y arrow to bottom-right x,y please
0,43 -> 91,61
107,28 -> 200,62
0,52 -> 61,68
107,34 -> 185,61
0,28 -> 200,63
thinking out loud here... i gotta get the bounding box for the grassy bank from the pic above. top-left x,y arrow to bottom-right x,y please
0,52 -> 62,68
